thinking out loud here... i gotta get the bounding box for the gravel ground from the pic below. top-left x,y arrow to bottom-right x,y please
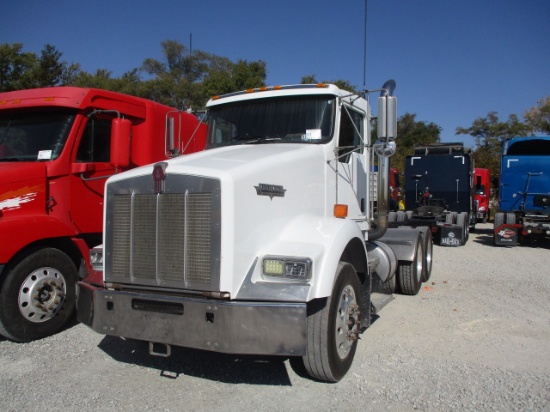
1,223 -> 549,411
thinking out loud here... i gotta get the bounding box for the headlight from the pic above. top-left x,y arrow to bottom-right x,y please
90,245 -> 103,271
262,256 -> 312,281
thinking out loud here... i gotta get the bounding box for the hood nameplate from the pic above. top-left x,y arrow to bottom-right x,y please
254,183 -> 286,200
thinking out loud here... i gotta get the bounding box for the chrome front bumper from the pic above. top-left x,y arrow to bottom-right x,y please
77,281 -> 307,356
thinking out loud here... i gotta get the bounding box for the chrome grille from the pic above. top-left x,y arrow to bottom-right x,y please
107,176 -> 220,291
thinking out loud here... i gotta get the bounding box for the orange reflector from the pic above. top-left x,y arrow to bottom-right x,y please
44,97 -> 55,102
334,204 -> 348,218
245,88 -> 255,93
273,85 -> 283,90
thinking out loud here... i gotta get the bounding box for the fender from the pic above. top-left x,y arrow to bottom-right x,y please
237,215 -> 368,302
0,215 -> 80,264
379,226 -> 424,262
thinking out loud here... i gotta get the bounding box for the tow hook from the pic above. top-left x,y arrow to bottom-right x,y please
149,341 -> 171,357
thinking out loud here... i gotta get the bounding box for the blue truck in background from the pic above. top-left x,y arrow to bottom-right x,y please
494,136 -> 550,246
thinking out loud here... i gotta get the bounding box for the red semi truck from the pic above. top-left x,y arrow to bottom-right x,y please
0,86 -> 206,342
474,168 -> 491,223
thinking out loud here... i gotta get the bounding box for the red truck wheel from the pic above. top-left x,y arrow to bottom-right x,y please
0,248 -> 77,342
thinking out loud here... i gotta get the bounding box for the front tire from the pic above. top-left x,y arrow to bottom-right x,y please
0,248 -> 77,342
302,262 -> 362,382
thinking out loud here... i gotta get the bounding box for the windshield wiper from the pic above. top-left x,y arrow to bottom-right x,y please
248,137 -> 282,144
231,134 -> 265,143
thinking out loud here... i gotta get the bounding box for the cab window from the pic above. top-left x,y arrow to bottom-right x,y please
338,107 -> 363,162
77,117 -> 111,162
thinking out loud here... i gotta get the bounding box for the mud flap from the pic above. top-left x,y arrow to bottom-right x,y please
439,225 -> 465,246
494,224 -> 519,246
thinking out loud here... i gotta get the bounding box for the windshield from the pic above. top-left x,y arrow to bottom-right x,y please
0,109 -> 76,161
206,95 -> 335,148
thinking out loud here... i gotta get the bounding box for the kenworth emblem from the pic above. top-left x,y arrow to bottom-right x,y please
254,183 -> 286,199
153,162 -> 168,193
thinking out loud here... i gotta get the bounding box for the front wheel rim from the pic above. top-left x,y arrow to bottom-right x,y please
334,285 -> 360,359
18,267 -> 67,323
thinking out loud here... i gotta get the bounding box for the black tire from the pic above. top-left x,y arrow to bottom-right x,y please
398,234 -> 423,295
0,248 -> 77,342
445,212 -> 455,224
494,212 -> 505,229
506,213 -> 516,225
457,212 -> 469,244
302,262 -> 362,382
494,212 -> 505,245
418,227 -> 433,282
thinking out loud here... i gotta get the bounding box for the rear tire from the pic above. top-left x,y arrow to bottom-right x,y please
302,262 -> 362,382
0,248 -> 77,342
457,212 -> 469,244
418,227 -> 433,282
494,212 -> 505,245
398,234 -> 424,295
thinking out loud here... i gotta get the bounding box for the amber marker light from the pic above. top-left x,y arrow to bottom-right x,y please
334,204 -> 348,218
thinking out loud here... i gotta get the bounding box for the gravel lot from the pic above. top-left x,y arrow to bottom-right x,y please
1,223 -> 549,411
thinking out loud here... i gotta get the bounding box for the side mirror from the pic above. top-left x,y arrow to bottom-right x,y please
110,118 -> 131,169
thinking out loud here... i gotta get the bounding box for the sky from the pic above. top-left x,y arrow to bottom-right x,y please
2,0 -> 549,148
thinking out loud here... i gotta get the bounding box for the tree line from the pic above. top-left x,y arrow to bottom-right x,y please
1,41 -> 549,179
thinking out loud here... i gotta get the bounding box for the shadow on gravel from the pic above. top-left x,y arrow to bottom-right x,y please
98,335 -> 305,385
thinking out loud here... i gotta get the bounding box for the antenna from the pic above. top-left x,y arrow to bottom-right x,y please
363,0 -> 368,88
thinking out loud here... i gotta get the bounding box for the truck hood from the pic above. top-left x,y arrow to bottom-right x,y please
108,143 -> 327,183
0,162 -> 47,214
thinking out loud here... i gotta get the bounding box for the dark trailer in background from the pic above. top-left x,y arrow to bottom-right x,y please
405,144 -> 474,213
394,143 -> 475,246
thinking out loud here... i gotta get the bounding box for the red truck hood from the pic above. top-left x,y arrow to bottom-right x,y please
0,162 -> 47,215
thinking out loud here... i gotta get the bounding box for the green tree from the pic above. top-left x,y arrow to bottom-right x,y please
390,113 -> 441,174
0,43 -> 75,91
456,111 -> 533,181
34,44 -> 65,87
141,40 -> 266,110
524,96 -> 550,134
0,43 -> 37,91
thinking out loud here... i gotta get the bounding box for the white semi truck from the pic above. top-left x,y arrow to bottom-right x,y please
77,82 -> 433,382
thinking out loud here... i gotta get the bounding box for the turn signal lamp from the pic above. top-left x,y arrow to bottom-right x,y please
334,204 -> 348,218
262,256 -> 312,281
